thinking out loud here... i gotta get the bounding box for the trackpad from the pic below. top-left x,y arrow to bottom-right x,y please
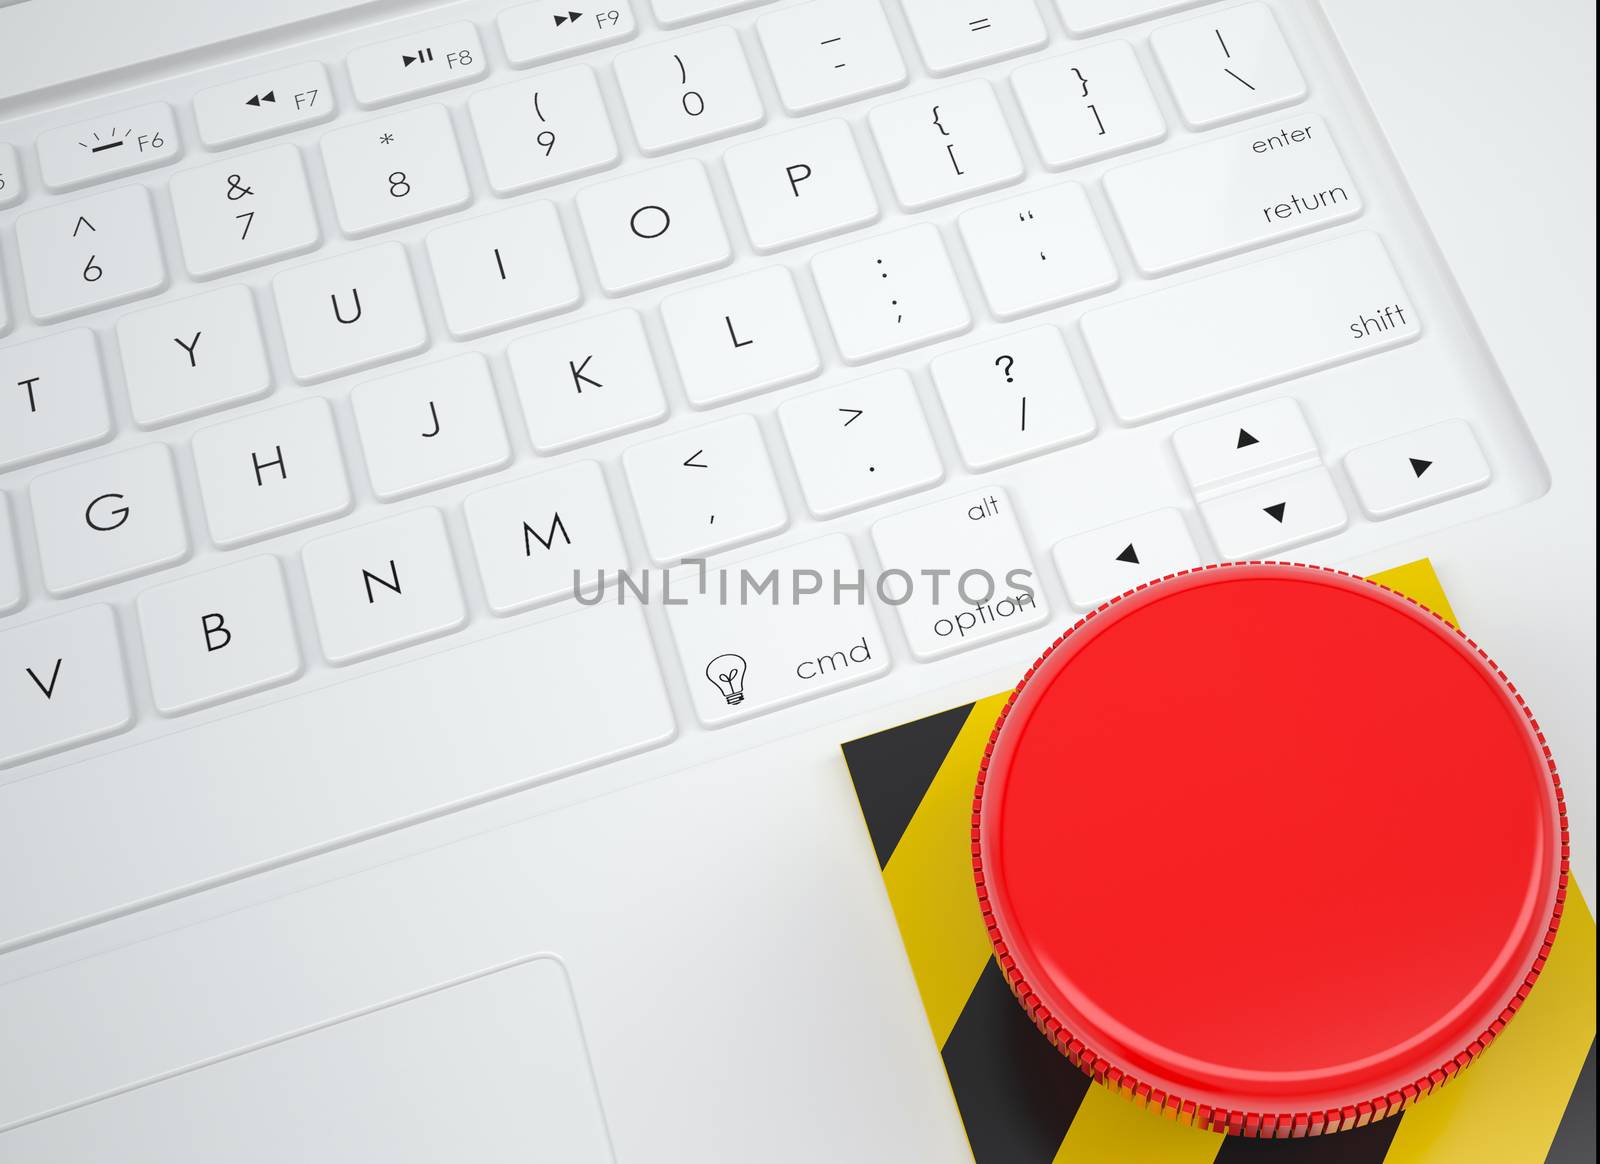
3,957 -> 613,1163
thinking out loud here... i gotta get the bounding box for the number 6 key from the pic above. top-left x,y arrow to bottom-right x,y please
16,186 -> 168,322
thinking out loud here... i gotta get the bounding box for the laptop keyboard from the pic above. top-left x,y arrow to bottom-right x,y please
0,0 -> 1545,941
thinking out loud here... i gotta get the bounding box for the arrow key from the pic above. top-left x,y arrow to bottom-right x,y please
1172,396 -> 1317,497
1200,466 -> 1346,558
499,0 -> 638,67
1345,419 -> 1491,520
1051,508 -> 1202,609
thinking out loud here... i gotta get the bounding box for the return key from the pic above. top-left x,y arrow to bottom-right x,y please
1104,115 -> 1361,275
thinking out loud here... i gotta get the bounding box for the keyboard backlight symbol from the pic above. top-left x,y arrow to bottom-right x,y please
79,128 -> 132,153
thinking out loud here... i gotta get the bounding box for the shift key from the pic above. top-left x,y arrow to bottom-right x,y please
871,487 -> 1049,660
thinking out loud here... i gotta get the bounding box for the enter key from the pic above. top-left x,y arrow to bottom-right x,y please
1104,114 -> 1361,274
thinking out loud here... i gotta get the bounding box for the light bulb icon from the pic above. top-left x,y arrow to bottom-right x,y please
705,653 -> 748,706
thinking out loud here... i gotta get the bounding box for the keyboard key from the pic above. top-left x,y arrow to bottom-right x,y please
0,495 -> 22,616
115,284 -> 271,428
902,0 -> 1047,76
1012,41 -> 1167,171
468,67 -> 620,196
36,102 -> 181,192
576,160 -> 732,295
192,397 -> 352,548
1200,467 -> 1348,558
16,186 -> 167,322
757,0 -> 907,115
724,120 -> 880,253
498,1 -> 637,67
1053,0 -> 1206,34
426,202 -> 581,339
0,605 -> 133,769
272,242 -> 428,383
1081,232 -> 1420,423
957,182 -> 1119,319
812,223 -> 972,364
351,353 -> 511,501
653,0 -> 769,25
870,80 -> 1024,211
321,105 -> 470,237
1051,508 -> 1203,609
662,266 -> 820,408
1152,3 -> 1307,129
193,397 -> 350,545
464,460 -> 629,615
0,142 -> 22,209
346,21 -> 486,108
1344,419 -> 1491,520
29,444 -> 190,596
302,507 -> 466,665
666,534 -> 890,727
1106,116 -> 1361,275
193,62 -> 336,148
507,309 -> 668,453
778,370 -> 944,518
871,487 -> 1048,660
136,556 -> 302,716
0,271 -> 8,338
615,26 -> 764,155
0,600 -> 673,944
169,145 -> 322,279
931,326 -> 1097,470
0,329 -> 112,472
623,413 -> 788,563
1173,397 -> 1319,497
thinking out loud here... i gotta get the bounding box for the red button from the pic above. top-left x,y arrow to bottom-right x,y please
973,563 -> 1568,1137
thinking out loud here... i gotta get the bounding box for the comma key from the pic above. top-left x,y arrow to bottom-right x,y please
870,487 -> 1048,661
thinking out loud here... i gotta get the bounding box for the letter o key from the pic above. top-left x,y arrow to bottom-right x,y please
630,204 -> 671,240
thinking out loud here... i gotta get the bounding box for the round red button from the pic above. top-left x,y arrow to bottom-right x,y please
973,563 -> 1568,1137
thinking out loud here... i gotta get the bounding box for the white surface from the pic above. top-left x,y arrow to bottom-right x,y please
623,412 -> 789,562
320,105 -> 471,237
0,497 -> 20,615
870,80 -> 1024,211
507,309 -> 668,453
956,182 -> 1120,319
351,353 -> 511,500
615,26 -> 765,154
1081,231 -> 1420,422
0,144 -> 22,210
497,1 -> 638,67
654,0 -> 768,26
1151,2 -> 1307,128
169,145 -> 323,279
662,266 -> 822,407
1173,396 -> 1319,496
1054,0 -> 1207,34
577,160 -> 733,295
35,102 -> 181,192
870,486 -> 1048,660
811,222 -> 972,362
16,186 -> 168,321
902,0 -> 1048,77
1200,464 -> 1349,557
467,68 -> 621,196
931,325 -> 1097,470
0,330 -> 112,472
29,444 -> 190,597
1105,115 -> 1362,274
0,604 -> 133,769
425,202 -> 582,338
723,120 -> 881,253
271,243 -> 428,382
665,533 -> 891,725
191,397 -> 353,548
135,555 -> 303,715
1051,507 -> 1203,609
0,2 -> 1591,1161
192,62 -> 336,149
116,285 -> 272,428
1344,419 -> 1491,520
345,21 -> 485,108
1010,39 -> 1168,170
0,957 -> 617,1163
757,0 -> 907,115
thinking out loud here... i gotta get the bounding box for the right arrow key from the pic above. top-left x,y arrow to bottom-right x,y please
1345,418 -> 1491,520
1200,467 -> 1348,558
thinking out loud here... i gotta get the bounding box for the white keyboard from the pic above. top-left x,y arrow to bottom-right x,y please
0,0 -> 1546,948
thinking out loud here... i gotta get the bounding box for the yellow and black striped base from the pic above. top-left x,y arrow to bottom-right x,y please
841,561 -> 1595,1163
